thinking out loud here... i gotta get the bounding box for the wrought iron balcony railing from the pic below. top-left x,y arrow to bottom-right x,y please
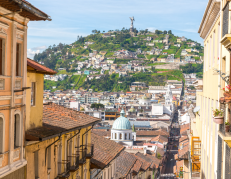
68,155 -> 79,172
58,160 -> 70,179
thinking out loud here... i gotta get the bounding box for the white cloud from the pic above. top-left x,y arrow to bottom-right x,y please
147,27 -> 156,32
27,46 -> 47,59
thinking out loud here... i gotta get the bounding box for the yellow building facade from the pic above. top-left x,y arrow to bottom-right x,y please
25,59 -> 100,179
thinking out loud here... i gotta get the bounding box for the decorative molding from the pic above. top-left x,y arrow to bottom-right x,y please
15,80 -> 21,90
0,21 -> 9,30
0,79 -> 5,90
0,96 -> 11,101
16,28 -> 24,35
13,150 -> 19,160
16,34 -> 23,40
0,28 -> 7,36
15,95 -> 23,99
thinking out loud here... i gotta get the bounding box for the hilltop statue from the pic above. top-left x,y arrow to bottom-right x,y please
129,16 -> 135,34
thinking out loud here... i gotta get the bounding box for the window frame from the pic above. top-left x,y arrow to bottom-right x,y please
0,113 -> 5,154
34,150 -> 39,178
0,38 -> 6,76
31,82 -> 36,106
15,43 -> 22,77
14,112 -> 21,149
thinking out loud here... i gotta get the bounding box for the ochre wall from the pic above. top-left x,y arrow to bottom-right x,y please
26,72 -> 44,130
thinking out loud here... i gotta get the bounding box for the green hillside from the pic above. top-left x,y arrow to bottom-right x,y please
34,28 -> 203,92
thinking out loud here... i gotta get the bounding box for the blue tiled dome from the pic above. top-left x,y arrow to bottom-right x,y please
112,109 -> 131,130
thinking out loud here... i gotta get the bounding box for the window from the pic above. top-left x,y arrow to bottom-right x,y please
146,107 -> 149,109
115,133 -> 117,139
48,147 -> 51,169
31,82 -> 36,106
14,114 -> 20,148
16,43 -> 20,76
217,23 -> 220,64
68,138 -> 72,164
204,45 -> 206,72
209,37 -> 212,68
58,143 -> 62,174
34,150 -> 39,178
213,31 -> 215,66
119,133 -> 122,139
0,115 -> 4,153
85,133 -> 88,146
125,133 -> 127,140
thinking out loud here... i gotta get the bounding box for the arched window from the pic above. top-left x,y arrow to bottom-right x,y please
14,114 -> 21,148
119,133 -> 122,139
0,114 -> 4,153
115,133 -> 117,139
128,133 -> 130,140
125,133 -> 127,140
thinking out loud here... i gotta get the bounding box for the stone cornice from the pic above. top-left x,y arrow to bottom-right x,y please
199,0 -> 221,39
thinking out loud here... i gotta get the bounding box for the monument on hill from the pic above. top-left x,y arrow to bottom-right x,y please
129,16 -> 135,35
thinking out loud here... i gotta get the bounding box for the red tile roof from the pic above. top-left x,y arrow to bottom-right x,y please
27,58 -> 57,75
136,129 -> 169,136
134,153 -> 151,171
136,152 -> 158,170
116,151 -> 137,178
150,135 -> 168,144
131,159 -> 142,175
146,154 -> 161,169
180,123 -> 190,135
26,103 -> 101,141
179,136 -> 188,143
92,129 -> 111,138
91,133 -> 125,169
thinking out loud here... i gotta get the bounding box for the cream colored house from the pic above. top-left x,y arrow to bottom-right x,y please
192,0 -> 231,179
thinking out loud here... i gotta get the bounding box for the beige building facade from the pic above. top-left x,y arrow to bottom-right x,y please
192,0 -> 231,178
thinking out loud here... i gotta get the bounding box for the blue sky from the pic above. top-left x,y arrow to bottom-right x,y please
27,0 -> 208,58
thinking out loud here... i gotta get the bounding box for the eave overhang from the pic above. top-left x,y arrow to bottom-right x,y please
0,0 -> 51,21
198,0 -> 221,39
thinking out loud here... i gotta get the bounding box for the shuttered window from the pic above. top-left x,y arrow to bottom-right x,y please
16,43 -> 20,76
31,82 -> 36,106
0,39 -> 2,75
14,114 -> 20,148
0,117 -> 3,153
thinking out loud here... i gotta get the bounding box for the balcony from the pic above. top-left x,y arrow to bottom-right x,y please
86,144 -> 94,158
68,155 -> 79,172
58,161 -> 70,179
218,103 -> 231,147
191,137 -> 201,177
77,147 -> 87,164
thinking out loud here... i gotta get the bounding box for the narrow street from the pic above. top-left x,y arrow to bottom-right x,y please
160,110 -> 180,179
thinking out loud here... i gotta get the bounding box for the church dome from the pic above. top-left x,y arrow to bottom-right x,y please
112,109 -> 131,130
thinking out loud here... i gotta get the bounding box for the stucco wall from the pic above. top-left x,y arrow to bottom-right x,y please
26,72 -> 44,130
1,166 -> 25,179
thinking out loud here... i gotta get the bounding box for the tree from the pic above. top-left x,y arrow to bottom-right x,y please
155,30 -> 162,34
163,30 -> 167,34
189,85 -> 196,90
168,30 -> 172,34
90,103 -> 104,110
